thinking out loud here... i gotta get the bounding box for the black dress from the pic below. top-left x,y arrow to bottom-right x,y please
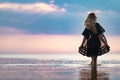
82,23 -> 105,57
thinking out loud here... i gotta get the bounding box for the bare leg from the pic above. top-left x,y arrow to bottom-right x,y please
91,56 -> 97,66
91,63 -> 97,80
91,57 -> 93,65
91,56 -> 97,80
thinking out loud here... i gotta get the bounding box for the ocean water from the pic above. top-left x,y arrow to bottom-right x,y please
0,53 -> 120,80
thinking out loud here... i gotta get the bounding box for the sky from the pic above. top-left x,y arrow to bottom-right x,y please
0,0 -> 120,54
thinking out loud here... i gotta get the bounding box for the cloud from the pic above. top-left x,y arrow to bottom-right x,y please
0,34 -> 80,53
49,0 -> 55,4
0,2 -> 66,14
0,26 -> 25,34
0,33 -> 119,54
87,10 -> 102,14
87,10 -> 118,16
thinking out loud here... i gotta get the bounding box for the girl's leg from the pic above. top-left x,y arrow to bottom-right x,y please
91,57 -> 93,65
91,56 -> 97,66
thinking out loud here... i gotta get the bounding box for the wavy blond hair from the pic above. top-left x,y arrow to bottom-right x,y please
84,13 -> 97,33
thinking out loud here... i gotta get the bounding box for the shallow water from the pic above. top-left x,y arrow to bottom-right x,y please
0,53 -> 120,80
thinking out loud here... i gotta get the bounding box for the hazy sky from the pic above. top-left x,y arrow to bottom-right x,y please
0,0 -> 120,54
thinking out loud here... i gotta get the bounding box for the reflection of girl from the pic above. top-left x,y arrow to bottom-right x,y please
79,13 -> 110,66
79,69 -> 109,80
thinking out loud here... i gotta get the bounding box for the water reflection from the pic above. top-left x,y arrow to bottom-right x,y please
79,66 -> 109,80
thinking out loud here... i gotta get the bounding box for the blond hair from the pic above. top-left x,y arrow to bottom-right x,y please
84,13 -> 97,33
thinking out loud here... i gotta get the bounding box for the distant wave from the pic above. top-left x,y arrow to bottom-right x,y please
0,58 -> 120,68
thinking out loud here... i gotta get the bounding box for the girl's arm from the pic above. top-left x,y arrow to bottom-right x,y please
98,34 -> 108,46
81,37 -> 87,47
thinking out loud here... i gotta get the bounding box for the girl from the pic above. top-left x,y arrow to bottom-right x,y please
79,13 -> 110,66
